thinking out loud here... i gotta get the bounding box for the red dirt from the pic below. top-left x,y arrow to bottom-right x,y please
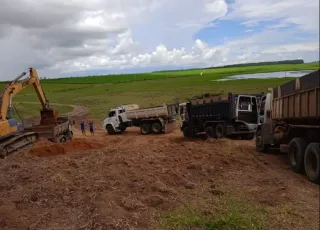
0,126 -> 319,230
28,138 -> 106,157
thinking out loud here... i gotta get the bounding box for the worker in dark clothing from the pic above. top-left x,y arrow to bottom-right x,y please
89,121 -> 94,135
80,121 -> 86,135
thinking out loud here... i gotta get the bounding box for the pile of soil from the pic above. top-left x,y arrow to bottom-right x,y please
28,138 -> 106,157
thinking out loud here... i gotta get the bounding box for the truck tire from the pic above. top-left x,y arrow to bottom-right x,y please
60,137 -> 66,143
152,122 -> 162,134
106,125 -> 115,135
205,126 -> 214,140
255,129 -> 269,153
288,138 -> 307,173
214,123 -> 225,138
304,143 -> 320,184
140,124 -> 151,135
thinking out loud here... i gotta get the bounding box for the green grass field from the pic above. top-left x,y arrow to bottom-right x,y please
160,196 -> 268,230
11,103 -> 73,120
1,63 -> 318,119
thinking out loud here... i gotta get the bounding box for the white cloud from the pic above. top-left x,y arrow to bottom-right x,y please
263,42 -> 319,54
0,0 -> 319,79
225,0 -> 319,33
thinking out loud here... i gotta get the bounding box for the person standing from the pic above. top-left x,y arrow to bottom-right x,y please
89,121 -> 94,135
80,121 -> 86,135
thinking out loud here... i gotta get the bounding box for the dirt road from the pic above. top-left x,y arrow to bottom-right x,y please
0,125 -> 319,230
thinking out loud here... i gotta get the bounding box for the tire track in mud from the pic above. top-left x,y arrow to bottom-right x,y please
17,102 -> 89,118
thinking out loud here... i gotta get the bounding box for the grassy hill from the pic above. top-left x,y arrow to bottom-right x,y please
1,62 -> 318,119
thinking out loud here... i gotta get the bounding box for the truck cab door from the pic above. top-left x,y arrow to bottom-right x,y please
251,97 -> 259,124
236,95 -> 259,124
260,93 -> 274,144
108,110 -> 120,128
178,104 -> 186,127
118,109 -> 128,123
236,95 -> 252,123
259,96 -> 266,123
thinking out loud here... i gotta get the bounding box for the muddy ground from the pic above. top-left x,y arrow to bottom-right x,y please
0,122 -> 319,230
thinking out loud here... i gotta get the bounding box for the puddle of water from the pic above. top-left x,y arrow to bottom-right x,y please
212,70 -> 314,82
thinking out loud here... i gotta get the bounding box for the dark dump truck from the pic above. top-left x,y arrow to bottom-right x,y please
181,93 -> 260,139
256,70 -> 320,184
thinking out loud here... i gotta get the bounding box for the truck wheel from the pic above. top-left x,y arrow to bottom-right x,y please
214,123 -> 225,138
152,122 -> 162,134
106,125 -> 115,135
255,129 -> 269,153
140,124 -> 151,135
304,143 -> 320,184
288,138 -> 307,173
205,126 -> 214,140
60,137 -> 66,143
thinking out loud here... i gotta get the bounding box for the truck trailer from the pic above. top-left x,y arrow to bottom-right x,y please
256,70 -> 320,184
181,93 -> 260,139
24,116 -> 73,143
103,103 -> 178,135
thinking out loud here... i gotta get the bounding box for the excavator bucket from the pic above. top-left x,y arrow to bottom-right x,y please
40,108 -> 58,125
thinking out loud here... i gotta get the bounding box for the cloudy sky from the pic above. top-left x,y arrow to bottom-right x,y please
0,0 -> 319,79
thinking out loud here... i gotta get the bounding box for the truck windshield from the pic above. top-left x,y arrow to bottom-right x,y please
238,96 -> 252,111
108,111 -> 116,117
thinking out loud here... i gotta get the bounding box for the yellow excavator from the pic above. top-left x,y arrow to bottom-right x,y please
0,68 -> 67,158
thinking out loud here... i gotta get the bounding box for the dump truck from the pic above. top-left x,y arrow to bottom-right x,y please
181,93 -> 260,139
0,68 -> 73,158
256,70 -> 320,184
24,116 -> 73,143
103,103 -> 178,135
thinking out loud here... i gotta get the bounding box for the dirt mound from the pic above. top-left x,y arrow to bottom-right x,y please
28,138 -> 106,157
0,129 -> 318,230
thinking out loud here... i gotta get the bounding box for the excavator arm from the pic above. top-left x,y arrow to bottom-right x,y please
0,68 -> 57,124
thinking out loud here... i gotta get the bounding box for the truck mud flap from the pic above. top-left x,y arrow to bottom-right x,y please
164,121 -> 176,133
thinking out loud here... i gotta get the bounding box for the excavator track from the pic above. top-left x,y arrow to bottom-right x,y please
0,132 -> 38,158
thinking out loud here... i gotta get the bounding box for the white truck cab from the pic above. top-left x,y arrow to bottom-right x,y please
103,103 -> 178,135
103,107 -> 129,134
178,103 -> 188,127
